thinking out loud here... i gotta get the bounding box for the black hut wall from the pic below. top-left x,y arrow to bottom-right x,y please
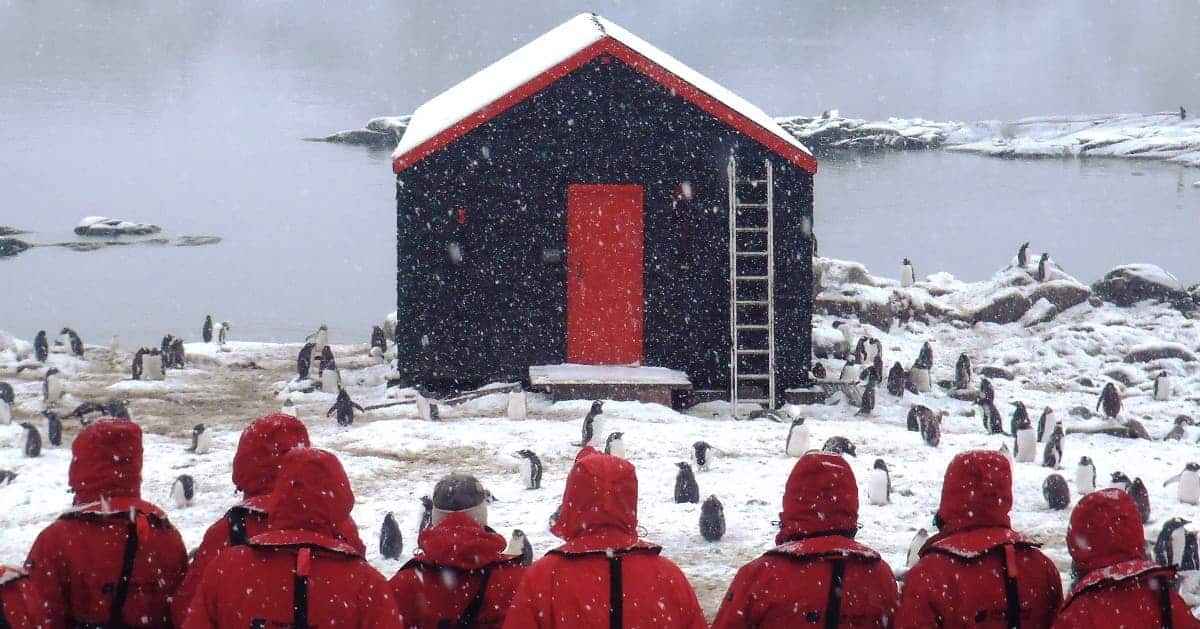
395,56 -> 813,397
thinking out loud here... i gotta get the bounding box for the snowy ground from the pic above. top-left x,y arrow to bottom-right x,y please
2,258 -> 1199,619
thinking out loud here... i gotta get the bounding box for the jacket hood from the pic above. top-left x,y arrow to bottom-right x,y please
777,453 -> 859,544
69,419 -> 142,504
935,450 -> 1012,534
232,413 -> 311,498
1068,488 -> 1146,574
551,447 -> 641,552
416,512 -> 508,570
262,448 -> 361,555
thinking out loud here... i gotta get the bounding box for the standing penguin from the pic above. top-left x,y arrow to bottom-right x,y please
785,417 -> 809,456
215,321 -> 230,348
1037,407 -> 1056,442
170,475 -> 195,508
104,398 -> 130,420
1042,422 -> 1064,468
1165,416 -> 1194,441
60,328 -> 84,357
202,315 -> 213,343
379,513 -> 403,560
977,397 -> 1004,435
1110,471 -> 1133,493
1075,456 -> 1097,494
887,362 -> 906,396
920,411 -> 942,447
186,424 -> 211,454
370,326 -> 387,359
856,380 -> 876,416
326,388 -> 365,427
867,459 -> 891,506
296,342 -> 315,380
418,496 -> 433,532
910,342 -> 933,393
170,337 -> 185,368
1129,478 -> 1151,523
900,258 -> 915,287
673,462 -> 700,504
822,436 -> 857,457
515,450 -> 542,490
810,362 -> 827,380
574,400 -> 603,447
1036,253 -> 1050,282
1017,242 -> 1030,268
130,349 -> 145,381
699,496 -> 726,541
317,346 -> 339,386
1096,383 -> 1121,419
21,423 -> 41,457
160,335 -> 176,368
1043,474 -> 1071,510
505,530 -> 534,566
1154,371 -> 1171,401
506,389 -> 527,420
979,378 -> 995,404
1163,462 -> 1200,505
906,405 -> 929,432
43,367 -> 63,404
1013,408 -> 1037,463
306,324 -> 329,357
0,383 -> 11,425
34,330 -> 48,362
693,441 -> 717,471
1155,518 -> 1191,567
142,349 -> 164,381
906,529 -> 929,568
44,411 -> 62,447
604,432 -> 626,458
1009,401 -> 1030,439
954,354 -> 972,390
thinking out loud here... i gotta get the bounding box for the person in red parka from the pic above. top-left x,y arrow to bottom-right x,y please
390,473 -> 527,628
25,418 -> 188,628
712,452 -> 899,628
1053,488 -> 1200,628
503,447 -> 706,629
183,447 -> 401,627
895,450 -> 1062,629
170,413 -> 361,625
0,565 -> 52,627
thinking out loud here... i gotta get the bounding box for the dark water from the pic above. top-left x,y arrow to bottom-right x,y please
2,3 -> 1198,348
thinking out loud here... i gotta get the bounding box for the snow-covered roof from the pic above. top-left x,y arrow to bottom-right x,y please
393,13 -> 816,174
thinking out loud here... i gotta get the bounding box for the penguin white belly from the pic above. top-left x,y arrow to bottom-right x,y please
1155,378 -> 1170,401
901,267 -> 915,287
520,458 -> 534,489
170,481 -> 191,508
46,378 -> 63,402
194,431 -> 212,455
1075,467 -> 1095,494
911,368 -> 931,393
1014,429 -> 1037,463
506,391 -> 527,420
0,400 -> 10,425
1179,474 -> 1200,505
321,369 -> 339,392
786,426 -> 809,457
608,439 -> 625,459
866,469 -> 889,505
143,354 -> 164,381
840,364 -> 861,381
415,395 -> 432,421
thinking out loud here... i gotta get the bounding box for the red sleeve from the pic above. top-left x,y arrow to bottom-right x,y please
872,559 -> 901,625
358,567 -> 404,628
387,566 -> 420,624
501,561 -> 548,629
710,561 -> 760,629
661,558 -> 707,629
171,518 -> 231,626
180,549 -> 232,629
894,559 -> 945,629
1170,590 -> 1200,629
24,523 -> 68,629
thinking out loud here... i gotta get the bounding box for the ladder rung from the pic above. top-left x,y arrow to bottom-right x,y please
735,300 -> 769,305
737,324 -> 769,330
735,227 -> 768,233
736,202 -> 769,209
742,179 -> 768,185
736,349 -> 769,354
735,251 -> 767,257
737,276 -> 768,281
736,398 -> 771,404
737,374 -> 771,380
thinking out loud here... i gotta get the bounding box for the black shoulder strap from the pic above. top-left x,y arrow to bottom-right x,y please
609,555 -> 623,629
293,572 -> 309,629
227,508 -> 248,546
106,516 -> 140,627
0,594 -> 11,629
824,559 -> 845,629
1157,576 -> 1175,629
456,565 -> 495,628
1000,545 -> 1021,629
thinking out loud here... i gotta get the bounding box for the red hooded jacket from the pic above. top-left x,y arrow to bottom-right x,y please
1053,489 -> 1200,628
0,566 -> 51,627
182,447 -> 400,628
712,453 -> 899,628
25,418 -> 188,629
895,450 -> 1062,629
503,448 -> 706,629
390,512 -> 527,628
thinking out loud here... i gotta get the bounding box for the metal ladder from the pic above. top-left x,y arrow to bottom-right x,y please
727,155 -> 776,416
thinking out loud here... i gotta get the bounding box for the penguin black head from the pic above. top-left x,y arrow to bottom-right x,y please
1176,416 -> 1195,427
59,327 -> 71,336
676,461 -> 692,472
590,400 -> 604,414
1079,456 -> 1092,466
1111,471 -> 1131,485
104,399 -> 130,419
514,449 -> 537,461
790,416 -> 805,427
193,423 -> 205,435
1186,462 -> 1200,473
46,368 -> 59,377
873,458 -> 888,472
902,257 -> 911,265
1163,517 -> 1191,532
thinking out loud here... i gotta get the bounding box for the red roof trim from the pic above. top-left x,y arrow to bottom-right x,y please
393,37 -> 818,175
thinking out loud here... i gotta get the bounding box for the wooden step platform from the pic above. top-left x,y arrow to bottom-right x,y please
529,364 -> 692,406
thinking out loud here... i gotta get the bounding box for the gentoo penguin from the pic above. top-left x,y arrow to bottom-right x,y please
977,397 -> 1004,435
1009,401 -> 1030,439
869,338 -> 883,364
954,354 -> 972,390
186,424 -> 210,454
699,495 -> 726,541
0,470 -> 16,486
1183,532 -> 1199,571
326,388 -> 364,427
1129,478 -> 1151,523
853,337 -> 870,365
604,432 -> 626,458
811,362 -> 827,380
1163,462 -> 1200,505
871,355 -> 884,386
574,400 -> 603,447
319,365 -> 340,393
370,326 -> 387,359
1096,383 -> 1121,419
1043,474 -> 1070,510
1017,242 -> 1030,268
131,348 -> 145,380
418,496 -> 433,532
906,405 -> 928,432
1042,422 -> 1064,468
1154,517 -> 1191,567
104,398 -> 130,420
318,343 -> 337,376
693,441 -> 717,471
1036,253 -> 1050,282
202,315 -> 213,343
60,327 -> 84,357
839,357 -> 862,383
1110,471 -> 1133,493
506,388 -> 527,420
43,367 -> 63,404
0,384 -> 11,425
673,462 -> 700,504
44,411 -> 62,446
170,475 -> 195,508
900,258 -> 916,287
171,337 -> 185,368
142,349 -> 164,381
33,330 -> 48,362
414,391 -> 439,422
979,378 -> 995,404
379,512 -> 402,560
160,335 -> 176,368
1075,456 -> 1097,494
68,401 -> 106,422
867,459 -> 891,506
887,362 -> 906,396
822,436 -> 857,457
1166,416 -> 1194,441
515,450 -> 542,489
21,423 -> 41,457
504,529 -> 534,566
831,321 -> 852,359
910,342 -> 933,393
0,382 -> 10,405
906,529 -> 929,568
785,417 -> 809,456
1037,407 -> 1056,442
1154,371 -> 1171,401
215,321 -> 230,348
1013,408 -> 1037,463
296,342 -> 315,380
856,381 -> 876,416
920,410 -> 942,448
306,324 -> 329,357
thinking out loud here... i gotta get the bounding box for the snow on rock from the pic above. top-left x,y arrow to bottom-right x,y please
0,331 -> 34,365
1092,264 -> 1189,307
971,288 -> 1032,325
303,129 -> 396,148
1020,298 -> 1058,327
776,113 -> 969,150
1123,342 -> 1198,363
73,216 -> 161,237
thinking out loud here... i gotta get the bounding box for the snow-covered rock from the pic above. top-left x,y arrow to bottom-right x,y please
972,288 -> 1032,325
1092,264 -> 1187,307
304,129 -> 396,148
1021,298 -> 1058,327
1028,281 -> 1092,312
0,238 -> 31,257
1123,342 -> 1197,363
73,216 -> 161,237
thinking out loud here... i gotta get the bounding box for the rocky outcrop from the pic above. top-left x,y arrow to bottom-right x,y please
0,238 -> 31,257
971,289 -> 1032,324
1092,264 -> 1188,307
1123,342 -> 1197,363
1029,280 -> 1091,312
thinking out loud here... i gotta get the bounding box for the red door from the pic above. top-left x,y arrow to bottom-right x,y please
567,184 -> 644,365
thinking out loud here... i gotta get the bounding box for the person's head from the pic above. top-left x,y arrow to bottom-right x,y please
69,418 -> 142,504
934,450 -> 1012,534
267,448 -> 354,541
1067,488 -> 1146,577
777,452 -> 859,544
551,447 -> 639,551
431,473 -> 489,527
232,413 -> 311,499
